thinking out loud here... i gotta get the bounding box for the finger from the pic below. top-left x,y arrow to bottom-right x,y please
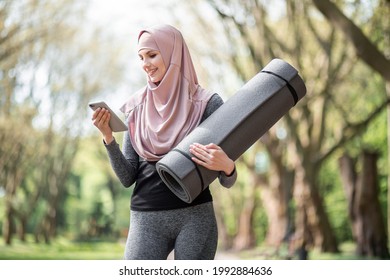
100,111 -> 111,126
92,107 -> 101,120
191,156 -> 208,167
94,108 -> 107,123
205,143 -> 220,150
94,110 -> 110,128
192,143 -> 206,149
190,144 -> 210,160
192,143 -> 211,154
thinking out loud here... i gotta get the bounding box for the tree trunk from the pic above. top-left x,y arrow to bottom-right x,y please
387,81 -> 390,247
258,133 -> 295,247
339,151 -> 389,259
2,155 -> 24,245
357,152 -> 389,258
17,216 -> 27,242
381,1 -> 390,249
232,199 -> 256,250
383,0 -> 390,249
3,202 -> 14,245
293,163 -> 339,253
232,172 -> 257,250
290,195 -> 311,259
338,154 -> 358,240
261,167 -> 294,246
214,203 -> 233,250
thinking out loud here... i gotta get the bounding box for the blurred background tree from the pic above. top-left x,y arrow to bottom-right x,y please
0,0 -> 125,244
191,0 -> 389,259
0,0 -> 388,260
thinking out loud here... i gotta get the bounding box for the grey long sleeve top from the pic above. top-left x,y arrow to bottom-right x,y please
104,93 -> 237,211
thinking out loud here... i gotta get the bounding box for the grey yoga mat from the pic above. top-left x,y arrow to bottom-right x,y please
156,58 -> 306,203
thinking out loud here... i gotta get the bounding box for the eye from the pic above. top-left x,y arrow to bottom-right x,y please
149,53 -> 157,58
138,55 -> 144,61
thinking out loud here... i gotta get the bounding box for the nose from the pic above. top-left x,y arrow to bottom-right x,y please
142,58 -> 151,68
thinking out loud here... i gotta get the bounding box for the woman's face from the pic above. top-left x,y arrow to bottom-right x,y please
138,48 -> 166,84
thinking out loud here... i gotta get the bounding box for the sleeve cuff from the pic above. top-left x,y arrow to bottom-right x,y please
103,137 -> 116,146
218,165 -> 237,189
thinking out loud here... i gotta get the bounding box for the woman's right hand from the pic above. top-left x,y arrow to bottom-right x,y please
92,108 -> 114,144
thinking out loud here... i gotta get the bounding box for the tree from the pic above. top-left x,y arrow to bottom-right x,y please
199,0 -> 388,255
339,151 -> 389,258
204,0 -> 339,252
0,0 -> 125,244
311,0 -> 390,81
0,108 -> 37,244
311,0 -> 390,251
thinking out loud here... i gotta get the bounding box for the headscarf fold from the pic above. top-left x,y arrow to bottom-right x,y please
120,24 -> 213,161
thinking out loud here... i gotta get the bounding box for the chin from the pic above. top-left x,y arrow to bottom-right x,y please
150,78 -> 162,84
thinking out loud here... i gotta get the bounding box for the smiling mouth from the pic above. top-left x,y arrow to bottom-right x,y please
148,69 -> 157,76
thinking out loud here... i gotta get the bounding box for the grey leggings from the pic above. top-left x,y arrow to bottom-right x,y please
124,202 -> 218,260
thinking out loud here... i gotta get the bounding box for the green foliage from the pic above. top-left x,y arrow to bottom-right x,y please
1,0 -> 388,257
65,135 -> 131,240
253,201 -> 269,245
318,156 -> 353,242
0,0 -> 128,245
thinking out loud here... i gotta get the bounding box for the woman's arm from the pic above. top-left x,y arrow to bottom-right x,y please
190,142 -> 237,188
92,107 -> 139,187
104,131 -> 139,188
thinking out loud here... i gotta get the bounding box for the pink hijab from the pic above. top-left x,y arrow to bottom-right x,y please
120,24 -> 214,161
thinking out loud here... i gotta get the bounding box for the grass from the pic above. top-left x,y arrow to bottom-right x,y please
0,237 -> 383,260
236,242 -> 380,260
0,237 -> 125,260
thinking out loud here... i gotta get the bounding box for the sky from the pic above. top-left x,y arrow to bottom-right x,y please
85,0 -> 209,50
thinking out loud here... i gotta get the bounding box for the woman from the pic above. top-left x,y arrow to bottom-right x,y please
92,24 -> 237,260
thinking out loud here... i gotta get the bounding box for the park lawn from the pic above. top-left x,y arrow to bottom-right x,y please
237,242 -> 377,260
0,237 -> 125,260
0,237 -> 378,260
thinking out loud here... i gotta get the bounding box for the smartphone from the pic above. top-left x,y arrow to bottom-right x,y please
89,101 -> 127,132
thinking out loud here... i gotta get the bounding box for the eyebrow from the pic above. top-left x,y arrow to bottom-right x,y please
138,50 -> 157,56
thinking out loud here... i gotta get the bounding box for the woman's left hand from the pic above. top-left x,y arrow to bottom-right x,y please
189,143 -> 235,176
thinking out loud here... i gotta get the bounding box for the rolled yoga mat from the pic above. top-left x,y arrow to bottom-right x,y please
156,58 -> 306,203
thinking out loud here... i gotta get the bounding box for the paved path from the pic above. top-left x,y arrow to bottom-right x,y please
167,250 -> 240,260
215,251 -> 240,260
